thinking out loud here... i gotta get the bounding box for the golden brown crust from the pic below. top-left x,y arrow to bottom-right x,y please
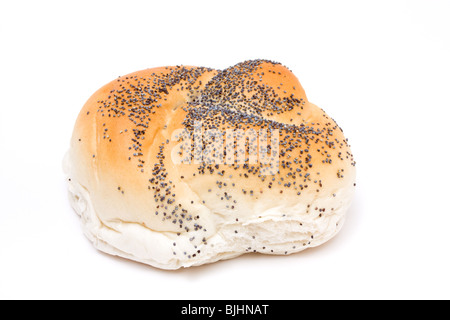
69,59 -> 356,249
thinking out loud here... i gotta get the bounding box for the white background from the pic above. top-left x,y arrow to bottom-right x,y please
1,0 -> 449,300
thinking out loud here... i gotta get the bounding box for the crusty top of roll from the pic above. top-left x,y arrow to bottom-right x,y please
69,59 -> 356,256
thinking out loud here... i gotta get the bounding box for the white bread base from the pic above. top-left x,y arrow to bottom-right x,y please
64,153 -> 353,270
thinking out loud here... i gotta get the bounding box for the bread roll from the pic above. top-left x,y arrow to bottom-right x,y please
63,60 -> 356,270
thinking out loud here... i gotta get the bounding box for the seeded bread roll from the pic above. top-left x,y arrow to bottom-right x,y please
64,60 -> 356,270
